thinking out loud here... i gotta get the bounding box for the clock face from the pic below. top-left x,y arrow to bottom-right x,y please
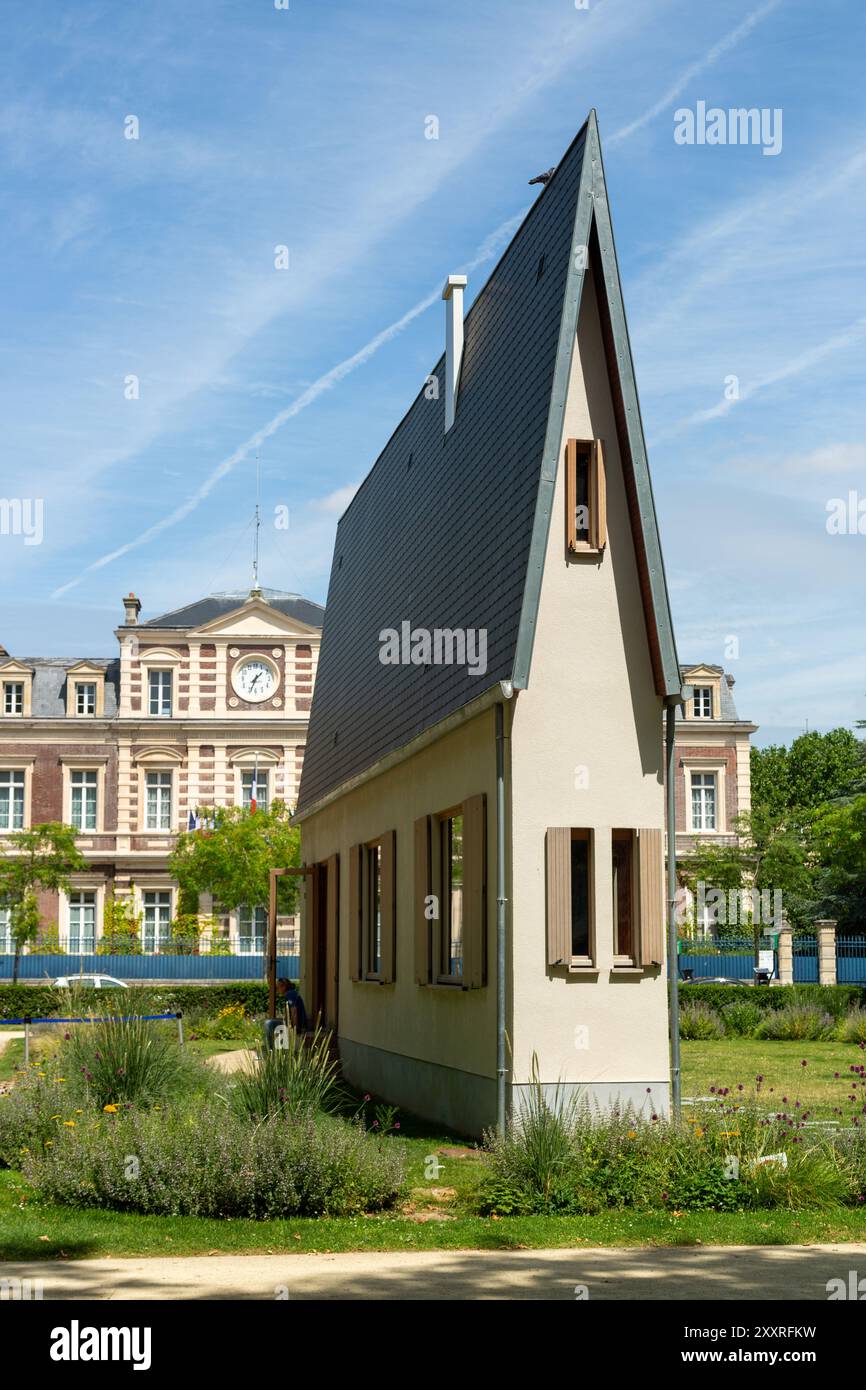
233,658 -> 276,702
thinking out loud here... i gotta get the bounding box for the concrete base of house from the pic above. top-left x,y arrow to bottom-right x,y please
338,1037 -> 497,1138
510,1080 -> 671,1121
338,1036 -> 670,1137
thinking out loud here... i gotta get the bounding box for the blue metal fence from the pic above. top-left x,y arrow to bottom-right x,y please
0,954 -> 301,981
837,937 -> 866,985
678,934 -> 778,982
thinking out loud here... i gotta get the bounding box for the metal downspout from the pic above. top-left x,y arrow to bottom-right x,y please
665,699 -> 681,1120
495,699 -> 509,1135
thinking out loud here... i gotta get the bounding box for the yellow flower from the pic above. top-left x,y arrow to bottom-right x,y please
63,1121 -> 76,1127
74,1109 -> 83,1114
694,1127 -> 704,1138
627,1130 -> 637,1139
55,1077 -> 66,1083
49,1114 -> 62,1121
103,1104 -> 119,1113
722,1130 -> 740,1137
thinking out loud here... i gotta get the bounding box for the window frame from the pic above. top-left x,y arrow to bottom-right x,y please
690,771 -> 718,832
240,768 -> 269,814
75,682 -> 97,717
565,437 -> 607,554
2,682 -> 24,716
611,828 -> 637,966
148,668 -> 173,717
69,769 -> 98,833
0,769 -> 26,832
434,805 -> 465,985
236,903 -> 267,954
144,769 -> 174,832
141,889 -> 173,953
67,890 -> 97,954
692,685 -> 713,719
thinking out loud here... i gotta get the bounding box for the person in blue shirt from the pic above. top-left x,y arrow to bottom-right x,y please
276,977 -> 308,1034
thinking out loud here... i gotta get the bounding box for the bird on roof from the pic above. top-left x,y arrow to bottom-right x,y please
528,167 -> 556,186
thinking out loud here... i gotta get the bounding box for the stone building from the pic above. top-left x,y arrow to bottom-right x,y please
0,588 -> 322,955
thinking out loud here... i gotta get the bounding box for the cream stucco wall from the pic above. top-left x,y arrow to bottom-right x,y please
299,707 -> 501,1134
508,265 -> 670,1109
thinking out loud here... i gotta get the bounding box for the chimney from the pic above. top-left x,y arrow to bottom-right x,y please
442,274 -> 467,432
123,592 -> 141,626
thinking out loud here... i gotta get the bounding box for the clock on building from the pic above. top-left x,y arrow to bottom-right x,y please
231,656 -> 277,703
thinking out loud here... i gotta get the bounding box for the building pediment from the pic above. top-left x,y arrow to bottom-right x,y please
190,598 -> 319,640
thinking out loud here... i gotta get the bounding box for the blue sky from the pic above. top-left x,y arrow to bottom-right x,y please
0,0 -> 863,746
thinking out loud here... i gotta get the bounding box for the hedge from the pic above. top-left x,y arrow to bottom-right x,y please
0,982 -> 273,1022
679,983 -> 865,1017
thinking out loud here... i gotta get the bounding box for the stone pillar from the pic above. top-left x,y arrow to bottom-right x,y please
777,924 -> 793,986
816,919 -> 837,986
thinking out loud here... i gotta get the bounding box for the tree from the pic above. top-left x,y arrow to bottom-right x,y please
0,823 -> 86,983
169,801 -> 301,926
809,794 -> 866,932
98,893 -> 143,955
752,729 -> 863,821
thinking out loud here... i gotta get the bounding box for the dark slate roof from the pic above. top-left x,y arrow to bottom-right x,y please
298,111 -> 680,816
139,589 -> 324,631
18,659 -> 120,719
678,666 -> 742,722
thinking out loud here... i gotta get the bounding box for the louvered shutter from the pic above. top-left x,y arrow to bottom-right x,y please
462,793 -> 487,988
590,438 -> 607,549
380,830 -> 397,983
546,828 -> 571,966
348,843 -> 362,981
638,827 -> 665,967
414,815 -> 431,984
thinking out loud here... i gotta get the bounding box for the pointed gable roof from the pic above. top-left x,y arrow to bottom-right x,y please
298,111 -> 680,816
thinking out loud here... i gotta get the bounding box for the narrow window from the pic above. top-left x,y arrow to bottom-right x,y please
76,683 -> 96,716
365,841 -> 383,977
148,669 -> 172,716
3,683 -> 23,716
612,830 -> 636,960
241,769 -> 269,813
691,772 -> 717,831
570,830 -> 591,958
439,812 -> 464,980
0,900 -> 12,953
0,770 -> 25,830
70,770 -> 98,831
142,891 -> 172,953
237,904 -> 267,954
692,686 -> 713,719
145,771 -> 172,830
566,438 -> 607,552
68,891 -> 97,953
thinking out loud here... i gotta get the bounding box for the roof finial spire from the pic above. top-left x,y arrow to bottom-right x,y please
250,451 -> 263,598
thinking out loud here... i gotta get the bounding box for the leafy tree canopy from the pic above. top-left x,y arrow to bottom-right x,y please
169,800 -> 301,916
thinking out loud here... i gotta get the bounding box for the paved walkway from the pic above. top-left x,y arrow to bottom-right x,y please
5,1244 -> 864,1300
205,1048 -> 255,1074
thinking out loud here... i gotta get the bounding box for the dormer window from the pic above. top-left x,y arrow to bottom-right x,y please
692,686 -> 713,719
76,683 -> 96,716
149,669 -> 173,717
3,682 -> 23,716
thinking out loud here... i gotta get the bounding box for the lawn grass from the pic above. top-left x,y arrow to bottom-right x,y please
2,1034 -> 866,1260
0,1038 -> 25,1082
681,1039 -> 866,1121
3,1167 -> 866,1259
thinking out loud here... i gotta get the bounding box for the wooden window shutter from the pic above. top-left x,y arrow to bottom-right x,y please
325,853 -> 340,1019
545,828 -> 571,966
590,438 -> 607,549
462,793 -> 487,989
565,438 -> 578,550
348,843 -> 363,981
414,815 -> 431,985
380,830 -> 397,983
638,827 -> 665,967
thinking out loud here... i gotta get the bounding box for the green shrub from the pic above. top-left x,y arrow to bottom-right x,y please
27,1103 -> 405,1219
65,1017 -> 212,1110
755,1005 -> 835,1041
837,1008 -> 866,1044
679,984 -> 864,1015
679,1002 -> 725,1040
226,1027 -> 342,1121
720,1000 -> 763,1037
0,1061 -> 71,1167
187,1003 -> 261,1043
0,982 -> 278,1023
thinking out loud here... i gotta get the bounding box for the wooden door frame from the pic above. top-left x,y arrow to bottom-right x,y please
267,866 -> 314,1018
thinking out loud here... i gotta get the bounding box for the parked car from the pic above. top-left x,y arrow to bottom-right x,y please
680,974 -> 750,986
53,973 -> 129,990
